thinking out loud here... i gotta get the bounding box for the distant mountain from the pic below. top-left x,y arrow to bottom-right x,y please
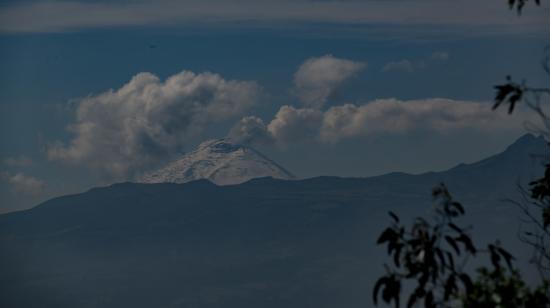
138,138 -> 295,185
366,133 -> 548,199
0,134 -> 548,308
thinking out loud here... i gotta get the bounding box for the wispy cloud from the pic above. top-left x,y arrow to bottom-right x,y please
3,156 -> 33,167
0,0 -> 548,34
382,60 -> 422,73
293,55 -> 365,109
431,51 -> 450,61
382,51 -> 449,73
1,171 -> 45,195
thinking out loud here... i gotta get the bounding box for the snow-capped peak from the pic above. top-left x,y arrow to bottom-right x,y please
137,138 -> 295,185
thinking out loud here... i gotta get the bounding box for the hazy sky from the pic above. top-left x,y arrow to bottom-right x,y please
1,0 -> 549,212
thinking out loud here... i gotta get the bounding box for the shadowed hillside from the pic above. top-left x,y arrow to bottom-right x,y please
0,134 -> 547,308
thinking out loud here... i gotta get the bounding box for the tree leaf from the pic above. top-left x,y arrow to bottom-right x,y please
544,207 -> 550,229
394,244 -> 402,267
489,244 -> 501,270
445,236 -> 460,255
497,247 -> 515,271
377,228 -> 396,245
424,290 -> 434,308
382,276 -> 401,307
448,223 -> 463,234
451,201 -> 465,215
457,234 -> 477,255
407,293 -> 417,308
435,248 -> 446,273
389,211 -> 400,223
373,276 -> 389,305
444,275 -> 456,300
446,251 -> 455,270
459,273 -> 473,294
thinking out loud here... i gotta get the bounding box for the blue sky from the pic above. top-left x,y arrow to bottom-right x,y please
0,0 -> 549,212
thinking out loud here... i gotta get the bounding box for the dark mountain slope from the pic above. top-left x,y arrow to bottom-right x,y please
0,134 -> 547,308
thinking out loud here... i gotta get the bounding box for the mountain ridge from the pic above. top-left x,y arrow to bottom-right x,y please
42,133 -> 550,201
19,133 -> 548,216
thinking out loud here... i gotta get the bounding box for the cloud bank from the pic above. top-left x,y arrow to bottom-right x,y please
293,55 -> 365,108
1,172 -> 45,195
48,70 -> 261,178
230,98 -> 528,145
3,156 -> 33,167
1,0 -> 547,34
382,60 -> 420,73
431,51 -> 450,61
382,51 -> 449,73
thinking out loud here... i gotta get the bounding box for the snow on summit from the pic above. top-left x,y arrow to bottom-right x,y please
138,139 -> 295,185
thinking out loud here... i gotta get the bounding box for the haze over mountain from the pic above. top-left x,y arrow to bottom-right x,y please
0,134 -> 547,308
138,138 -> 295,185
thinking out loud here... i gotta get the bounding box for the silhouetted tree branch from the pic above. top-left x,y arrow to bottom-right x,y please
374,184 -> 549,307
492,44 -> 550,281
508,0 -> 542,14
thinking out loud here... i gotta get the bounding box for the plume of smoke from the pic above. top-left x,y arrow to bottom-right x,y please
49,70 -> 261,178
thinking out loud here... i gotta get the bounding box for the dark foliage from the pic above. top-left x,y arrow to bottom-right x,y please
492,45 -> 550,277
373,184 -> 550,307
374,1 -> 550,306
493,76 -> 524,114
463,268 -> 549,307
530,164 -> 550,229
508,0 -> 541,13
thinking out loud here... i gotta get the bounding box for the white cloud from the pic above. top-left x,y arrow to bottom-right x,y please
431,51 -> 450,61
3,156 -> 33,167
0,1 -> 547,34
268,106 -> 324,144
319,98 -> 523,142
1,171 -> 45,195
383,51 -> 449,73
230,98 -> 529,145
293,55 -> 365,108
48,70 -> 261,178
382,60 -> 420,73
